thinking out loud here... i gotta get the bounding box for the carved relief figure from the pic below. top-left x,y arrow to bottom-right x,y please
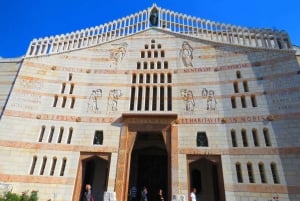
110,42 -> 128,68
107,89 -> 122,111
202,88 -> 217,110
180,89 -> 195,111
180,41 -> 193,68
87,89 -> 102,113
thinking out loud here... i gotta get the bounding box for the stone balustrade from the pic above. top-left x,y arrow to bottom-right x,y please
26,4 -> 292,57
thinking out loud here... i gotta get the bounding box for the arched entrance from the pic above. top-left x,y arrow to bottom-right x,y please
128,132 -> 168,201
73,153 -> 111,201
188,156 -> 225,201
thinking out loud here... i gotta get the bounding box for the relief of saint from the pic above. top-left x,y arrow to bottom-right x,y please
202,88 -> 217,110
110,42 -> 128,68
180,89 -> 195,112
107,89 -> 122,111
180,41 -> 193,68
87,89 -> 102,113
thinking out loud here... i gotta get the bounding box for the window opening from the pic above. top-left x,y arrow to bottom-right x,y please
241,129 -> 248,147
57,127 -> 64,143
60,158 -> 67,176
39,126 -> 46,142
252,128 -> 259,146
247,163 -> 255,183
231,129 -> 237,147
270,162 -> 280,184
40,156 -> 47,175
196,132 -> 208,147
259,163 -> 267,183
29,156 -> 37,175
50,157 -> 57,176
94,130 -> 103,145
236,163 -> 243,183
160,87 -> 164,111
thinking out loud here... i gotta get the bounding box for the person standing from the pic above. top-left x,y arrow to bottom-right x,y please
141,186 -> 148,201
156,189 -> 164,201
190,188 -> 197,201
130,185 -> 137,201
83,184 -> 94,201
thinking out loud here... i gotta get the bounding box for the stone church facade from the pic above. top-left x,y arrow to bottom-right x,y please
0,4 -> 299,201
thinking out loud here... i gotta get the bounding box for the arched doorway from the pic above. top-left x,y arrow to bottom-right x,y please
188,156 -> 225,201
128,132 -> 169,201
74,153 -> 110,201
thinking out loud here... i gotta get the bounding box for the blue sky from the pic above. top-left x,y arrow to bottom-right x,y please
0,0 -> 299,58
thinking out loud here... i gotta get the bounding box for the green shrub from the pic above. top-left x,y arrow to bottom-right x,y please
0,190 -> 38,201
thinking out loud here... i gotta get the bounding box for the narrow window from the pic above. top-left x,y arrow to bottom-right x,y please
241,95 -> 247,108
157,61 -> 161,69
259,162 -> 267,183
164,61 -> 168,69
233,81 -> 239,93
57,127 -> 64,143
61,83 -> 66,94
231,129 -> 237,147
236,163 -> 243,183
151,44 -> 155,49
167,73 -> 172,83
153,74 -> 157,83
241,129 -> 248,147
139,74 -> 143,83
146,74 -> 150,83
67,128 -> 73,144
157,44 -> 161,49
68,73 -> 72,81
167,86 -> 172,111
251,95 -> 257,107
60,158 -> 67,176
132,74 -> 137,83
196,132 -> 208,147
144,44 -> 148,49
48,126 -> 55,143
137,87 -> 143,111
137,62 -> 141,69
143,62 -> 147,69
154,51 -> 158,58
50,157 -> 57,176
39,125 -> 46,142
152,87 -> 157,110
247,162 -> 255,183
263,128 -> 271,146
160,74 -> 165,83
147,51 -> 151,58
151,39 -> 155,43
141,51 -> 145,58
69,83 -> 74,94
53,95 -> 58,107
161,50 -> 165,57
252,128 -> 259,147
130,87 -> 136,111
62,96 -> 67,108
29,156 -> 37,175
236,71 -> 241,79
243,81 -> 249,92
145,87 -> 150,111
160,86 -> 164,111
94,130 -> 103,145
150,62 -> 154,69
70,97 -> 75,109
40,156 -> 47,175
231,96 -> 236,108
270,162 -> 280,184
